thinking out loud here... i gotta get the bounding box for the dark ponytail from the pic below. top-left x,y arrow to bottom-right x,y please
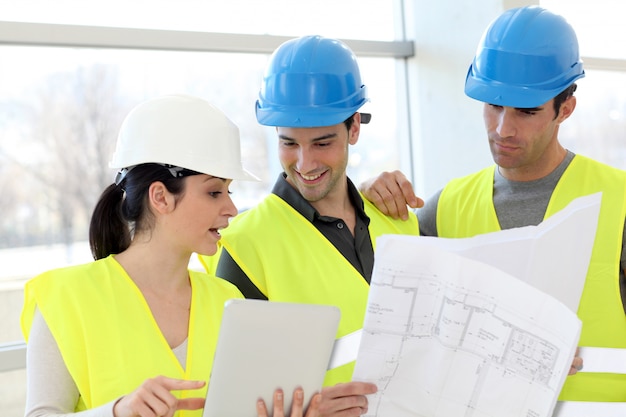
88,163 -> 191,260
89,184 -> 128,260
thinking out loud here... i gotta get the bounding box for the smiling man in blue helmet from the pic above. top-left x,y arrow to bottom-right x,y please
360,6 -> 626,412
199,35 -> 419,416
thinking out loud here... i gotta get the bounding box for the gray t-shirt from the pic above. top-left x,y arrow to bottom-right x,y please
417,151 -> 626,311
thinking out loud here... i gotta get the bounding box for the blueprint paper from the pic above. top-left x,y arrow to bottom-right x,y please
352,194 -> 601,417
353,240 -> 581,417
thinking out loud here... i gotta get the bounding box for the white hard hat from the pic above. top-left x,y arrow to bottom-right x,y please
110,94 -> 259,181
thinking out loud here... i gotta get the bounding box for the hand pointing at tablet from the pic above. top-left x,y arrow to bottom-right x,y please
113,376 -> 206,417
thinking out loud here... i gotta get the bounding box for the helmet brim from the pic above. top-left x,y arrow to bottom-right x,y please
464,65 -> 585,108
256,104 -> 370,128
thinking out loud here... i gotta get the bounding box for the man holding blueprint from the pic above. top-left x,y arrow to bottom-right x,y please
360,5 -> 626,415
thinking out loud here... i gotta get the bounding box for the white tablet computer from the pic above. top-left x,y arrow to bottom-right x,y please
202,299 -> 341,417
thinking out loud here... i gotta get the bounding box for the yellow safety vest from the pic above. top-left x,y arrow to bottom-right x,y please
200,194 -> 419,386
21,255 -> 243,416
437,155 -> 626,405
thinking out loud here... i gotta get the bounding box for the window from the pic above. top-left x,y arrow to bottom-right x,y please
558,70 -> 626,169
0,45 -> 404,259
541,0 -> 626,169
542,0 -> 626,60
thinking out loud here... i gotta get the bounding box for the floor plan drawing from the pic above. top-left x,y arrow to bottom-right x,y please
353,236 -> 582,417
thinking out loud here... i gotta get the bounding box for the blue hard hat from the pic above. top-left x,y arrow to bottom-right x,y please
256,35 -> 370,127
465,6 -> 585,108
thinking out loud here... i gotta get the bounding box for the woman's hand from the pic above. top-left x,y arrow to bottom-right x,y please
257,387 -> 321,417
113,375 -> 206,417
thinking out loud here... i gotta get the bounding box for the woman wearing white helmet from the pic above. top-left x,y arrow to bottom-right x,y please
20,95 -> 319,417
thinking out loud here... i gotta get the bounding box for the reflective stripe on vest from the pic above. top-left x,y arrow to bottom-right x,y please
577,346 -> 626,374
554,401 -> 626,417
328,329 -> 362,370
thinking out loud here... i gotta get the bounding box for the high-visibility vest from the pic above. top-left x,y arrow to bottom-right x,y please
21,255 -> 243,416
200,193 -> 419,386
437,155 -> 626,411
